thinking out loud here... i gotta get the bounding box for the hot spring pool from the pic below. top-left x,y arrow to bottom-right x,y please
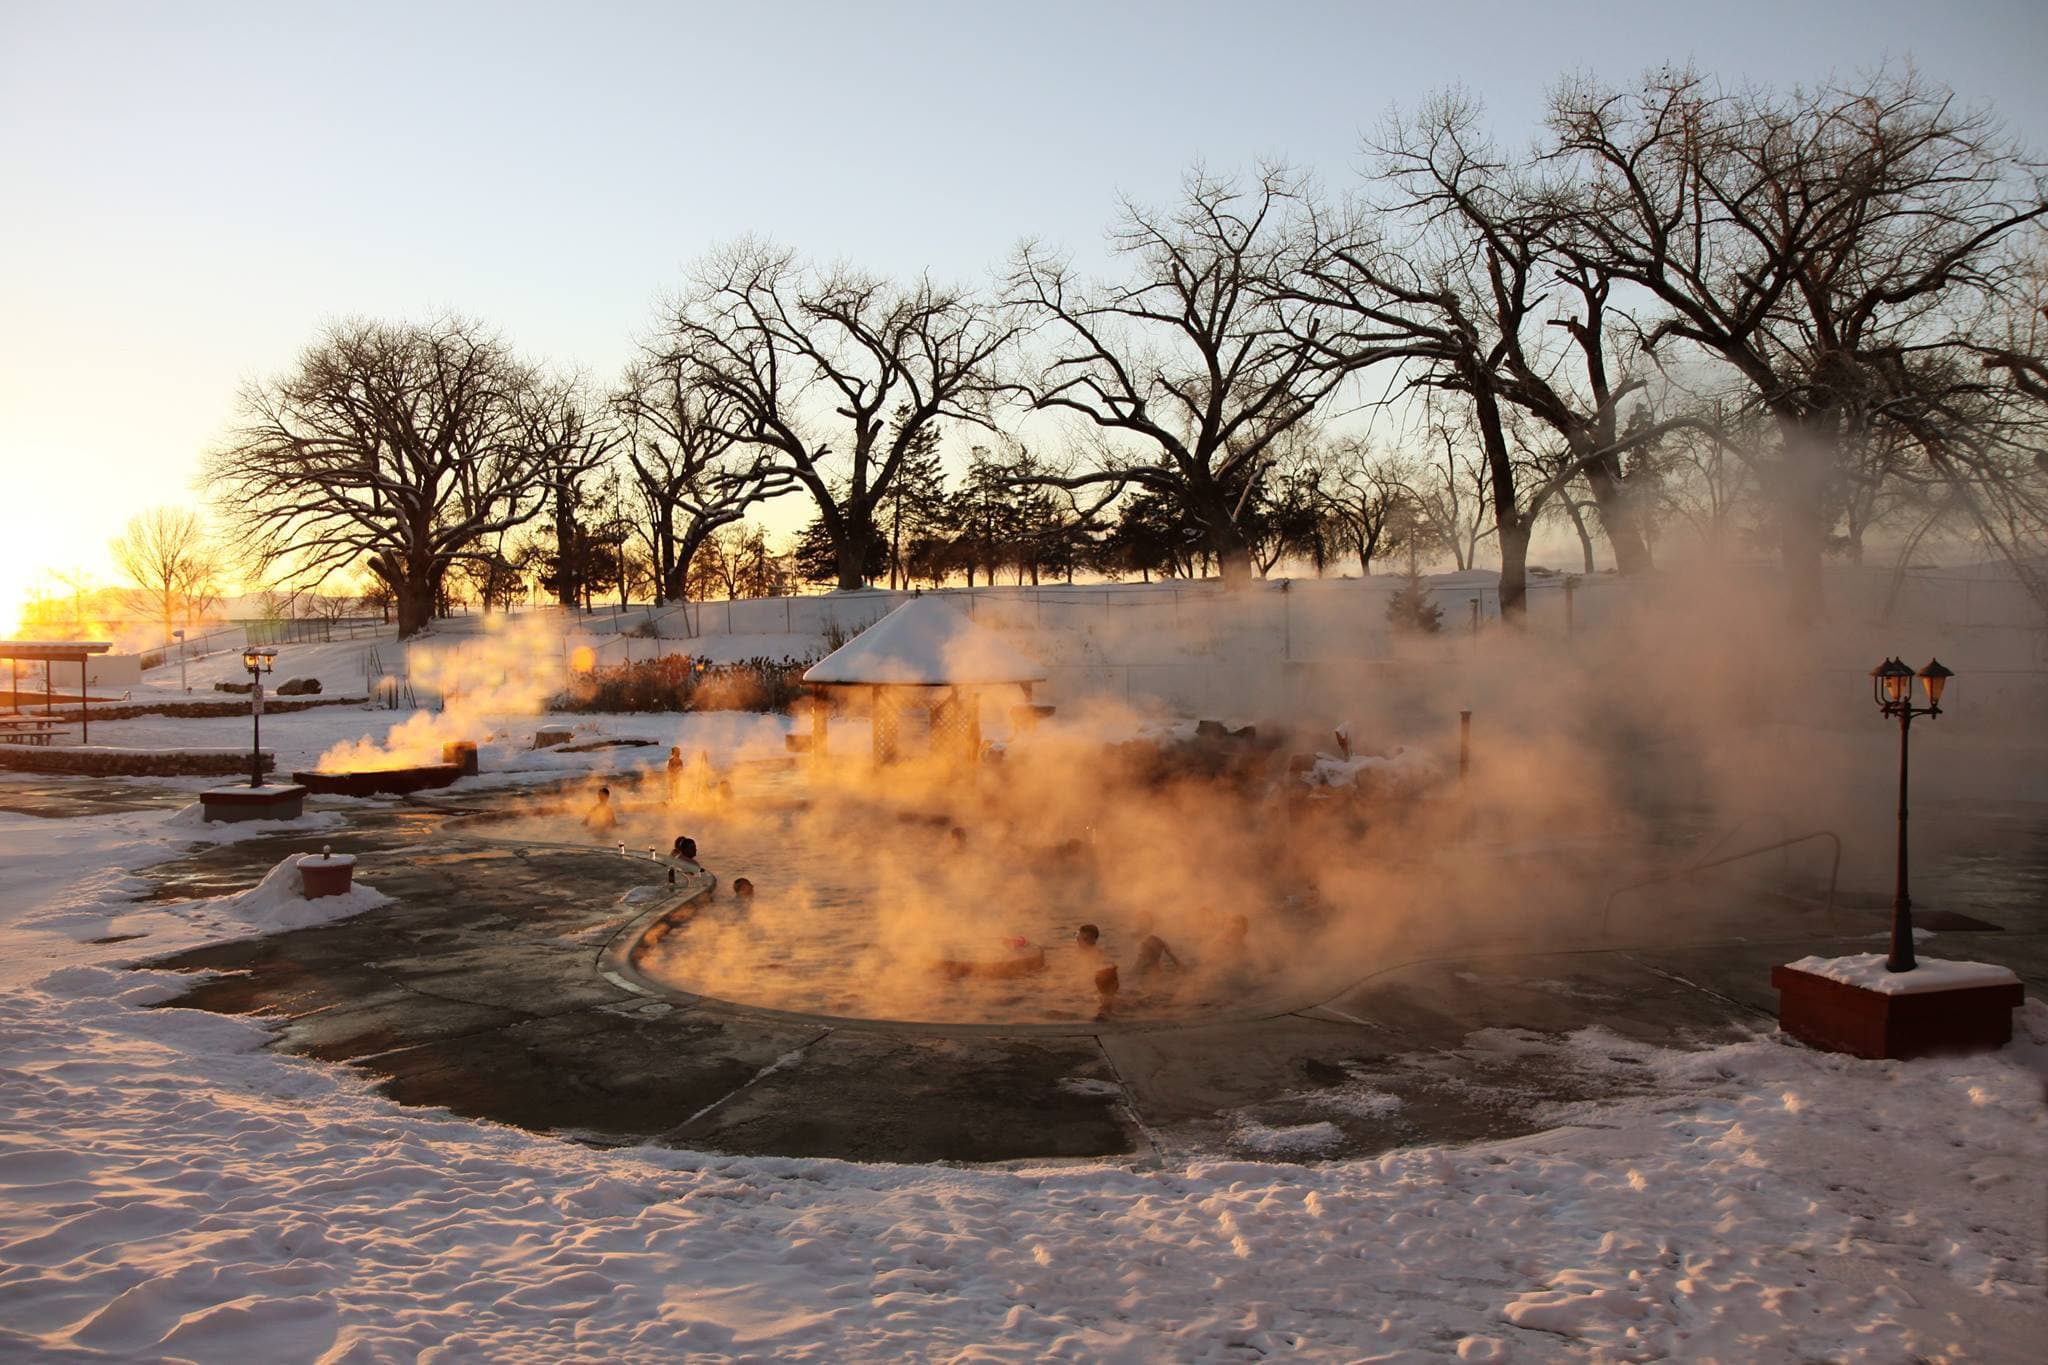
467,767 -> 1332,1027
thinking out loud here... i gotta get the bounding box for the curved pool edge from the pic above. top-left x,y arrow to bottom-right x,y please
598,892 -> 1357,1040
425,796 -> 1358,1040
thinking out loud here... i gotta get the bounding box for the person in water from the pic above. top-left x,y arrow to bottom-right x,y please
1093,964 -> 1120,1021
665,747 -> 684,802
583,786 -> 617,835
1075,923 -> 1103,959
1134,933 -> 1180,976
732,876 -> 755,900
671,835 -> 698,862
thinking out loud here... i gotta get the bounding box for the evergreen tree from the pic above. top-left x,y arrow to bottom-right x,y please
881,408 -> 950,589
794,509 -> 887,586
1384,566 -> 1444,634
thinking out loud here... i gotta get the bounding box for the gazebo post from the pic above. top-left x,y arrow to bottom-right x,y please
80,657 -> 89,744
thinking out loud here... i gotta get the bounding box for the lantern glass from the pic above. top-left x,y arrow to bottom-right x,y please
1918,659 -> 1952,706
1871,658 -> 1912,708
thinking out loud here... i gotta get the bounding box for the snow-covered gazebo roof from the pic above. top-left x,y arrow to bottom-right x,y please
802,596 -> 1046,687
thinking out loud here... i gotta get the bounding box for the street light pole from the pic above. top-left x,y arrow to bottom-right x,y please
242,647 -> 276,789
1870,657 -> 1953,973
1891,691 -> 1913,971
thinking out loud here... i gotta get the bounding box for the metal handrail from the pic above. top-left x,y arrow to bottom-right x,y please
1600,830 -> 1842,934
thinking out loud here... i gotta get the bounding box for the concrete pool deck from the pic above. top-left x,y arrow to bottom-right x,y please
17,777 -> 2042,1165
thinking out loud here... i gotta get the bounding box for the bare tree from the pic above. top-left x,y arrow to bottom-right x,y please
531,380 -> 619,612
307,590 -> 360,625
1547,68 -> 2048,618
1006,165 -> 1368,584
663,242 -> 1014,590
110,507 -> 221,645
614,348 -> 793,605
1317,438 -> 1423,575
208,317 -> 568,637
1413,419 -> 1494,570
1293,98 -> 1695,615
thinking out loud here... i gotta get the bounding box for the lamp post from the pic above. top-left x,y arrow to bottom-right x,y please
1869,656 -> 1954,973
242,647 -> 277,788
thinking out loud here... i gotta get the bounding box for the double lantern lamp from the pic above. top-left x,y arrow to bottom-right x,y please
1868,656 -> 1954,973
242,646 -> 278,788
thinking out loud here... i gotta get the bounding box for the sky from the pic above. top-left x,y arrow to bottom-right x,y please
3,0 -> 2045,630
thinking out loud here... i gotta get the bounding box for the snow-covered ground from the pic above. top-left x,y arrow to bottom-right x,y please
1,791 -> 2043,1359
79,706 -> 795,786
131,638 -> 388,699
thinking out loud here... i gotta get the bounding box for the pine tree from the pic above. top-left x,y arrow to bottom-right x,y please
1385,566 -> 1443,634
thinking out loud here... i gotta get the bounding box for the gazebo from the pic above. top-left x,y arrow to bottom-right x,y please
1,641 -> 113,744
801,597 -> 1047,764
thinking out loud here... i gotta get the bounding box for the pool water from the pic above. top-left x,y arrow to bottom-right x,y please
478,766 -> 1319,1026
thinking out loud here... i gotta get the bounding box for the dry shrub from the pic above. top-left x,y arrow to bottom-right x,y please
553,655 -> 811,713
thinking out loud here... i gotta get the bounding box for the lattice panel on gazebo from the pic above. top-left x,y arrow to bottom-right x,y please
929,692 -> 981,762
872,694 -> 903,763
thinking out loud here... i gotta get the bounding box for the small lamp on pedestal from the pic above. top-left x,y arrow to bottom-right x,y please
1868,656 -> 1951,973
1771,655 -> 2021,1060
241,646 -> 277,788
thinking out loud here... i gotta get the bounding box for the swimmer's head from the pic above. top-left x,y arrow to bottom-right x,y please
1076,924 -> 1100,947
733,877 -> 755,898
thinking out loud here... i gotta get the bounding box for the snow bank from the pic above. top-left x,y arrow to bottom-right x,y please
211,854 -> 392,935
1785,952 -> 2022,995
1301,744 -> 1441,795
166,802 -> 346,844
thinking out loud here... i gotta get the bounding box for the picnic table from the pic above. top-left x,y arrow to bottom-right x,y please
0,717 -> 73,746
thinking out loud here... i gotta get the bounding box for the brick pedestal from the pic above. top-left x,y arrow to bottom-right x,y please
1772,963 -> 2024,1060
199,783 -> 307,823
297,852 -> 356,899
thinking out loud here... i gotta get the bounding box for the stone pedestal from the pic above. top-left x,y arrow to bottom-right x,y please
292,765 -> 461,797
1773,954 -> 2024,1060
297,852 -> 356,899
200,783 -> 307,823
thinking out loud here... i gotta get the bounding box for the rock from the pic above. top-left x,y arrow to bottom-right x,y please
275,677 -> 323,696
533,726 -> 576,749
